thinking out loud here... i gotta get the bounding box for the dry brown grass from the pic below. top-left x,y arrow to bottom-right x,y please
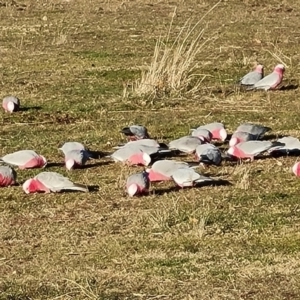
1,0 -> 300,299
135,2 -> 221,98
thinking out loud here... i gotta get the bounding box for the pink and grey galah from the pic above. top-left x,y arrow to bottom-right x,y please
195,143 -> 222,166
196,122 -> 227,141
121,125 -> 150,141
190,128 -> 212,142
229,123 -> 272,146
2,95 -> 20,113
146,160 -> 192,182
169,136 -> 204,153
227,141 -> 285,161
0,165 -> 17,187
126,171 -> 150,196
64,149 -> 90,170
171,168 -> 213,188
1,150 -> 47,169
239,64 -> 264,86
110,145 -> 152,166
22,171 -> 88,194
247,64 -> 285,91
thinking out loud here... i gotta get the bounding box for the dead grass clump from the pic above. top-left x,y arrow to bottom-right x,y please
135,2 -> 221,98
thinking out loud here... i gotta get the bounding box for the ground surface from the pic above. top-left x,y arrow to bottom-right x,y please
1,0 -> 300,299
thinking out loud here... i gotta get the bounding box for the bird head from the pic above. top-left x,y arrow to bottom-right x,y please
23,179 -> 34,194
6,101 -> 16,113
127,184 -> 138,197
65,159 -> 75,170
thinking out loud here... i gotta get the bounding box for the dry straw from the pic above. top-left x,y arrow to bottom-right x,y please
135,1 -> 221,98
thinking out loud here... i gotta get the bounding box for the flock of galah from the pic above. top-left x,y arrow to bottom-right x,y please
2,62 -> 298,196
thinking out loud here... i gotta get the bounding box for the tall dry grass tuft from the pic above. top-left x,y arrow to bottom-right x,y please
135,1 -> 221,98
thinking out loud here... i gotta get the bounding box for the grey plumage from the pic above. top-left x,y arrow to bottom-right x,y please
234,141 -> 284,156
169,136 -> 203,153
239,65 -> 264,86
35,172 -> 88,192
269,136 -> 300,155
171,168 -> 212,187
235,123 -> 271,139
0,165 -> 17,186
126,171 -> 150,190
195,144 -> 222,166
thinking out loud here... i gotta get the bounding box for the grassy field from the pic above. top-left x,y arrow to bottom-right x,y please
1,0 -> 300,299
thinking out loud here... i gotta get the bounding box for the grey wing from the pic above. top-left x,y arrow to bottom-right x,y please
253,72 -> 277,89
36,171 -> 86,192
169,136 -> 202,153
66,149 -> 89,164
172,168 -> 200,185
0,165 -> 16,180
3,96 -> 20,106
127,172 -> 149,189
111,146 -> 139,162
232,131 -> 257,141
201,148 -> 222,165
240,71 -> 262,85
127,139 -> 159,148
1,150 -> 37,165
236,123 -> 271,138
60,142 -> 85,154
237,141 -> 272,155
199,122 -> 224,131
153,160 -> 190,177
130,125 -> 148,139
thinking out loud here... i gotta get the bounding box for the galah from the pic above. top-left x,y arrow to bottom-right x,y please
0,166 -> 17,187
1,150 -> 47,169
23,171 -> 88,194
195,144 -> 222,166
269,136 -> 300,156
146,160 -> 191,182
121,125 -> 150,141
2,96 -> 20,113
64,149 -> 90,170
190,128 -> 212,142
171,168 -> 213,188
227,141 -> 284,161
292,162 -> 300,177
169,136 -> 204,153
126,171 -> 150,196
110,144 -> 164,166
239,64 -> 264,86
196,122 -> 227,141
235,123 -> 271,138
229,131 -> 258,147
59,141 -> 100,159
247,64 -> 285,91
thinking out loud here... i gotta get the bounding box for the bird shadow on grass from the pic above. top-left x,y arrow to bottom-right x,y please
151,186 -> 180,195
88,150 -> 111,159
87,185 -> 99,192
53,185 -> 99,193
19,106 -> 42,112
46,162 -> 65,168
195,179 -> 232,187
279,84 -> 298,91
83,161 -> 112,169
151,179 -> 231,195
